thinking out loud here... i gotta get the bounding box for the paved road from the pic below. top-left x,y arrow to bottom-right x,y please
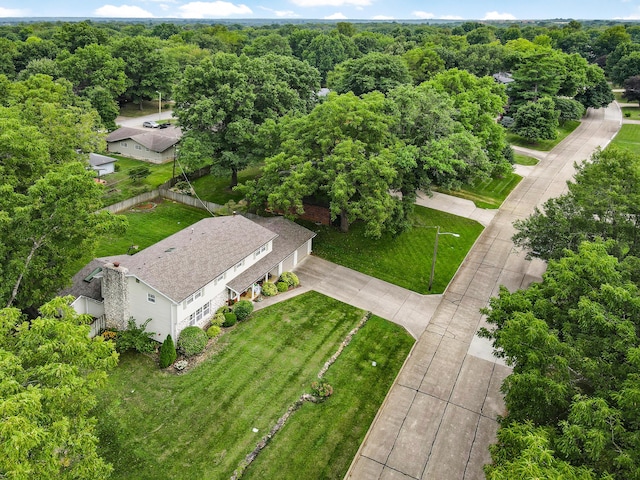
345,102 -> 622,479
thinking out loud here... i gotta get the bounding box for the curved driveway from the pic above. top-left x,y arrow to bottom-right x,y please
344,103 -> 622,479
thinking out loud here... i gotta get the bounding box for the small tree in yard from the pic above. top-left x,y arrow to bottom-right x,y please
159,334 -> 177,368
623,75 -> 640,105
511,97 -> 559,143
128,165 -> 151,183
233,300 -> 253,321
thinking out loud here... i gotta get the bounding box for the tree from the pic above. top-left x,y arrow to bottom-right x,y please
327,52 -> 411,95
110,36 -> 177,109
427,69 -> 511,177
507,49 -> 565,110
554,97 -> 585,125
243,92 -> 400,237
242,33 -> 292,57
173,53 -> 320,187
575,64 -> 614,109
610,51 -> 640,87
593,25 -> 631,58
128,165 -> 151,183
623,75 -> 640,105
480,241 -> 640,478
0,296 -> 118,479
402,46 -> 445,83
1,162 -> 126,309
513,147 -> 640,261
511,96 -> 559,143
159,334 -> 177,368
302,33 -> 357,82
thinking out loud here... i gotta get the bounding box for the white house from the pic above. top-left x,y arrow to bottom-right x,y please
89,153 -> 117,176
62,215 -> 315,342
105,126 -> 182,164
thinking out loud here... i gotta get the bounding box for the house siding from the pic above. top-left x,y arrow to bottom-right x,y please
107,140 -> 175,164
127,278 -> 173,343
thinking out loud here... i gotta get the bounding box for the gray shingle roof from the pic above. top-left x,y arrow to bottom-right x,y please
113,215 -> 277,302
89,153 -> 116,167
227,217 -> 316,293
106,126 -> 182,153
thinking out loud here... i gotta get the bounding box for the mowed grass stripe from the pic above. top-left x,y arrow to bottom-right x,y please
243,315 -> 415,479
96,292 -> 372,479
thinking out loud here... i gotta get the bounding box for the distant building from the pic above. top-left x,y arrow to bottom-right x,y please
106,126 -> 182,164
89,153 -> 117,176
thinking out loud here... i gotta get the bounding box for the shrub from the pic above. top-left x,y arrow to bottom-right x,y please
223,312 -> 237,327
279,271 -> 300,288
625,112 -> 631,118
261,282 -> 278,297
210,312 -> 225,327
206,325 -> 221,338
177,326 -> 208,357
277,281 -> 289,293
116,318 -> 156,353
311,381 -> 334,399
101,330 -> 117,341
159,334 -> 177,368
216,305 -> 231,315
233,300 -> 254,321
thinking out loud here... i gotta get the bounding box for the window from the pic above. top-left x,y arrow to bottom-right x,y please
214,273 -> 225,286
254,244 -> 268,258
135,144 -> 142,150
120,141 -> 128,148
185,288 -> 203,306
147,293 -> 156,303
234,260 -> 244,271
203,301 -> 210,317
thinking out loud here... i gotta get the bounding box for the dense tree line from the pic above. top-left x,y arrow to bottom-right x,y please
0,18 -> 638,478
481,147 -> 640,479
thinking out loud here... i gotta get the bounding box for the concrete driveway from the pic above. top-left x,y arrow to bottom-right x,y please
345,103 -> 622,479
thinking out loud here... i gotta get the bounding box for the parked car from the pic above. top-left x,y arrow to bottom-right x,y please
143,121 -> 159,128
158,123 -> 170,129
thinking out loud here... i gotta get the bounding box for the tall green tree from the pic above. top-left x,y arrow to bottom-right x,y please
243,92 -> 400,237
427,68 -> 511,177
173,53 -> 320,187
327,52 -> 411,95
511,96 -> 560,143
0,297 -> 118,479
110,36 -> 177,109
513,147 -> 640,261
481,241 -> 640,479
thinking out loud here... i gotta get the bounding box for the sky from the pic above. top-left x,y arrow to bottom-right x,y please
1,0 -> 640,21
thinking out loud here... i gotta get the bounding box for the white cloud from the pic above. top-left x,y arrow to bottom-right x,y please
372,15 -> 394,20
177,1 -> 252,18
258,6 -> 300,17
412,11 -> 434,19
440,14 -> 463,20
324,12 -> 347,19
482,11 -> 516,20
94,4 -> 154,17
0,6 -> 26,16
616,14 -> 640,19
292,0 -> 371,6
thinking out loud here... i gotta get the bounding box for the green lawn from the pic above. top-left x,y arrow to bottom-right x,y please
506,120 -> 581,151
436,172 -> 522,209
191,166 -> 262,205
95,200 -> 212,257
101,156 -> 175,206
514,153 -> 539,166
95,292 -> 414,480
610,124 -> 640,155
306,205 -> 484,294
622,106 -> 640,120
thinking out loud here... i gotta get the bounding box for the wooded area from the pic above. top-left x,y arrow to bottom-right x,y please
1,17 -> 640,479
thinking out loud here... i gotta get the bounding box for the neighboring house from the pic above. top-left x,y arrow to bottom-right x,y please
89,153 -> 117,176
106,126 -> 182,164
62,214 -> 315,342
